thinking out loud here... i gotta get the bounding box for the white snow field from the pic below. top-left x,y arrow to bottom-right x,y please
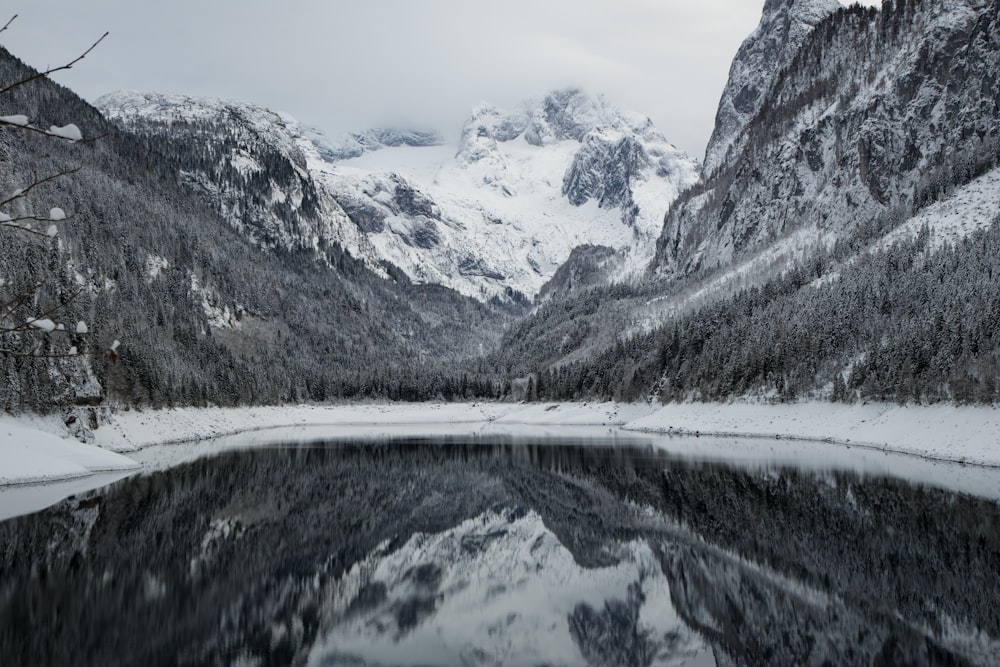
0,414 -> 139,485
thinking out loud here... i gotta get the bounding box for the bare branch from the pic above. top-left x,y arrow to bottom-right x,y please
26,288 -> 87,325
0,212 -> 72,224
0,19 -> 113,365
0,283 -> 86,334
0,118 -> 106,146
0,118 -> 76,141
0,167 -> 79,208
0,218 -> 70,238
0,324 -> 91,336
0,224 -> 54,238
0,31 -> 109,97
0,284 -> 41,320
0,346 -> 100,359
0,295 -> 33,317
74,131 -> 107,145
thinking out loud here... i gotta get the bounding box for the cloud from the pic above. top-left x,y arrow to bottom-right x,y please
0,0 -> 876,157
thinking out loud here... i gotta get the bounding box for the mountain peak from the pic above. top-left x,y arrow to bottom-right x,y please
524,88 -> 618,146
456,104 -> 530,164
95,89 -> 281,127
701,0 -> 841,176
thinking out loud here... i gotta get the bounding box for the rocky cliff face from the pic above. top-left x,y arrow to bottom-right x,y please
531,89 -> 698,227
702,0 -> 841,178
455,104 -> 531,165
563,129 -> 647,226
653,0 -> 1000,279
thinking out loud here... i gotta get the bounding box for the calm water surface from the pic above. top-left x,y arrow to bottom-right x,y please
1,435 -> 999,666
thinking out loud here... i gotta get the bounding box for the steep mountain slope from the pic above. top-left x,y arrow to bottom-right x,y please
95,91 -> 388,276
0,49 -> 507,412
654,0 -> 1000,279
497,0 -> 1000,405
702,0 -> 841,177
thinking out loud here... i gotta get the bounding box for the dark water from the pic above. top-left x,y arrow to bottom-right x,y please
1,437 -> 999,667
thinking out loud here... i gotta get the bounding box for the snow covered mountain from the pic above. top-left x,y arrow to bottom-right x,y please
95,90 -> 389,277
99,88 -> 698,303
0,57 -> 514,411
702,0 -> 841,178
496,0 -> 1000,406
318,88 -> 698,301
653,0 -> 1000,280
308,126 -> 445,162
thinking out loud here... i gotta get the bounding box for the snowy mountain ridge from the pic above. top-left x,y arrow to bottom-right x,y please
96,90 -> 389,277
100,88 -> 698,303
319,88 -> 699,301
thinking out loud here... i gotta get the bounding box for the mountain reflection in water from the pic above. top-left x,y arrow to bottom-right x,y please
1,438 -> 999,666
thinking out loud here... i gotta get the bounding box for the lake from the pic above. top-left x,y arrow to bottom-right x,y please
1,433 -> 999,666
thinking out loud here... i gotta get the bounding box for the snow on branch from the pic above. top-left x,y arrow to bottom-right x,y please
0,18 -> 115,362
0,281 -> 108,359
0,167 -> 78,236
0,116 -> 88,142
0,212 -> 72,237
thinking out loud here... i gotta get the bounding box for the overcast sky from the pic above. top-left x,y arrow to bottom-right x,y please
2,1 -> 878,159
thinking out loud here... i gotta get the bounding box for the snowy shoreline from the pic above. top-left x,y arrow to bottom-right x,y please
2,399 -> 998,493
624,402 -> 1000,468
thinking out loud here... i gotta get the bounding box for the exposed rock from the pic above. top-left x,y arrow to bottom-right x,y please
524,88 -> 614,145
701,0 -> 841,177
563,129 -> 648,225
455,104 -> 530,164
654,0 -> 1000,280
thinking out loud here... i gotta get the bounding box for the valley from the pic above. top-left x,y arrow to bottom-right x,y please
3,2 -> 1000,664
1,0 -> 998,472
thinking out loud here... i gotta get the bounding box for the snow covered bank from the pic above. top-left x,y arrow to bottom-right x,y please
0,414 -> 140,486
87,402 -> 523,452
81,401 -> 653,454
2,400 -> 999,497
626,402 -> 1000,468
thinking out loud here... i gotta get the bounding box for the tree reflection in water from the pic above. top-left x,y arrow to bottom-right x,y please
1,438 -> 998,666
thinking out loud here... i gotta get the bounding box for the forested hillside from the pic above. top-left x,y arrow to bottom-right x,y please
3,0 -> 998,413
498,0 -> 1000,406
507,217 -> 1000,404
0,47 -> 508,412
